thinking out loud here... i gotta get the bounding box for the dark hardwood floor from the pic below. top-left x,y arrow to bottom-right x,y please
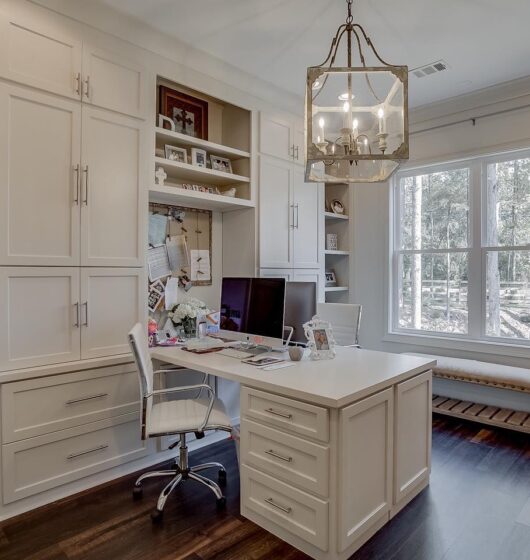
1,414 -> 530,560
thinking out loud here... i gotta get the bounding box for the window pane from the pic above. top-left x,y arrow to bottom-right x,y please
486,158 -> 530,247
486,250 -> 530,340
398,252 -> 468,334
399,168 -> 470,250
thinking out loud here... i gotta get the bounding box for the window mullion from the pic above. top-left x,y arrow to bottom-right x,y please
467,161 -> 483,339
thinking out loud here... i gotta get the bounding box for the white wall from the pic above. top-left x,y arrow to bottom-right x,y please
352,76 -> 530,370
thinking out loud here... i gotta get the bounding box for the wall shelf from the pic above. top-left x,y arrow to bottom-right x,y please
324,212 -> 349,221
149,185 -> 255,212
325,286 -> 349,292
155,127 -> 250,159
325,250 -> 350,256
154,157 -> 250,187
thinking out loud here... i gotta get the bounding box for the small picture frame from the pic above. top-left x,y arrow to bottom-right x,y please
325,269 -> 337,287
210,155 -> 232,174
165,145 -> 187,163
148,280 -> 165,312
191,147 -> 207,167
303,318 -> 336,360
330,199 -> 345,215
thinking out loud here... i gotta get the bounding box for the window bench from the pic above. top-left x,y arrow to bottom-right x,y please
404,353 -> 530,434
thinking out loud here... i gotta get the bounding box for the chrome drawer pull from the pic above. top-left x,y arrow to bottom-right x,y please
265,407 -> 293,420
265,449 -> 293,463
265,497 -> 292,514
66,393 -> 108,405
67,443 -> 108,460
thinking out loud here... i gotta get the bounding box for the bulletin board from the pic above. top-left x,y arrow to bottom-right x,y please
149,202 -> 212,287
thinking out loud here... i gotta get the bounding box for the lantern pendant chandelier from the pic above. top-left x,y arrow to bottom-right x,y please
305,0 -> 409,183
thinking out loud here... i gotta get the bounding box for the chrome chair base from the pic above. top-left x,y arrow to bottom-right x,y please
132,434 -> 227,521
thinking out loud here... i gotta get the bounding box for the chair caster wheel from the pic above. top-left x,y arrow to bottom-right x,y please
216,497 -> 226,510
151,508 -> 164,523
218,469 -> 227,485
132,486 -> 143,500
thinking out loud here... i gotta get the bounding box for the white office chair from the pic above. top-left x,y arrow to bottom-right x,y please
128,323 -> 232,522
316,303 -> 362,347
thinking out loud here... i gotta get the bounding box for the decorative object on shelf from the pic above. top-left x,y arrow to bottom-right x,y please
155,148 -> 165,158
303,317 -> 336,360
165,145 -> 187,162
305,0 -> 408,183
326,233 -> 338,251
148,280 -> 165,312
159,85 -> 208,139
155,166 -> 167,186
191,147 -> 207,167
177,183 -> 220,195
158,114 -> 175,132
288,346 -> 305,361
168,298 -> 211,339
210,155 -> 232,174
330,199 -> 345,215
222,187 -> 237,198
325,269 -> 337,287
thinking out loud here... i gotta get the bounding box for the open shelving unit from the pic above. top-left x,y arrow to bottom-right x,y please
323,184 -> 352,303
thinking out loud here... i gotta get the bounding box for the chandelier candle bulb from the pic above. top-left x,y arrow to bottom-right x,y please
377,108 -> 386,134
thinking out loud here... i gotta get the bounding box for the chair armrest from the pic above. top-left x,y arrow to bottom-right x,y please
150,384 -> 215,432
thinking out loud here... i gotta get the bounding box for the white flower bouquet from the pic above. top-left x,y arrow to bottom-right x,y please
168,298 -> 210,338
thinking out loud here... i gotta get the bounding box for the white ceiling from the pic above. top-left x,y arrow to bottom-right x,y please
98,0 -> 530,108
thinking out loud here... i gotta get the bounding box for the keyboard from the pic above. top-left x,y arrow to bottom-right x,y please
218,348 -> 255,360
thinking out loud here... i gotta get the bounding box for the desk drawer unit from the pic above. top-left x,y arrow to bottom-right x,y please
2,412 -> 146,503
241,419 -> 329,497
1,364 -> 139,443
241,387 -> 329,443
241,465 -> 328,551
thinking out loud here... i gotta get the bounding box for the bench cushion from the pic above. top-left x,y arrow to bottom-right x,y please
404,353 -> 530,394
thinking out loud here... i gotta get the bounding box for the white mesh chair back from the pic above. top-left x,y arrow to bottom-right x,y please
316,303 -> 362,346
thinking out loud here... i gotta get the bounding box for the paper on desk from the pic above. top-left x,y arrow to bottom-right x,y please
164,277 -> 179,310
148,245 -> 171,281
148,213 -> 167,247
190,249 -> 211,281
166,234 -> 189,272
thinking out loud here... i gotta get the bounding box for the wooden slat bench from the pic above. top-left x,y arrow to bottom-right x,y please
404,353 -> 530,434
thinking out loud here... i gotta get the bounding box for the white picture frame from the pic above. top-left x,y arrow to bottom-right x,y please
325,269 -> 337,287
191,147 -> 207,167
210,155 -> 232,174
165,145 -> 187,163
303,317 -> 336,360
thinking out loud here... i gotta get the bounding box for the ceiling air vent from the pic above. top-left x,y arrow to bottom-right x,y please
411,60 -> 449,79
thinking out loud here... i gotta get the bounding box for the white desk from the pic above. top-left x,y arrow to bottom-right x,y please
151,346 -> 435,560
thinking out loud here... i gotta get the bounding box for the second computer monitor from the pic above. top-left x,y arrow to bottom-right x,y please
284,281 -> 317,345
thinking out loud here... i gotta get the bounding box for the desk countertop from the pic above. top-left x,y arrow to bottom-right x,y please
150,346 -> 436,408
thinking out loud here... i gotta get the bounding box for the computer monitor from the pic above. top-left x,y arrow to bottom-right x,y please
219,277 -> 286,347
284,282 -> 317,345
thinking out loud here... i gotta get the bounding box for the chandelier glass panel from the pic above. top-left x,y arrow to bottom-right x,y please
305,0 -> 409,183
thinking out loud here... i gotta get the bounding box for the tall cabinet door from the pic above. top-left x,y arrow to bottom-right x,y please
81,107 -> 145,267
0,268 -> 81,371
0,5 -> 82,99
293,169 -> 321,269
338,388 -> 394,552
80,268 -> 143,359
259,156 -> 293,269
0,83 -> 81,266
259,113 -> 294,162
82,45 -> 145,119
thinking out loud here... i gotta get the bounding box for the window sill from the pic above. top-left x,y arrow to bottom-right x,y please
383,331 -> 530,359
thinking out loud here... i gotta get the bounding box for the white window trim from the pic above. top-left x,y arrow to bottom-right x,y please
387,148 -> 530,357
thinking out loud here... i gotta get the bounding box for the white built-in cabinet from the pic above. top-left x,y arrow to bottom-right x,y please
0,267 -> 143,371
0,4 -> 145,117
260,113 -> 304,164
259,155 -> 322,270
260,268 -> 322,302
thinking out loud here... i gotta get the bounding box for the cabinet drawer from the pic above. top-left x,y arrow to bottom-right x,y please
241,387 -> 329,443
241,419 -> 329,497
1,364 -> 139,443
241,465 -> 328,551
2,413 -> 146,503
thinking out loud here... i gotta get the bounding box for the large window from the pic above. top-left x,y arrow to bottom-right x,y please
392,151 -> 530,344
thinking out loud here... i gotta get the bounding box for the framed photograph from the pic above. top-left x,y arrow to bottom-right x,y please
325,269 -> 337,287
210,155 -> 232,174
159,85 -> 208,139
148,280 -> 165,312
165,145 -> 187,163
191,148 -> 207,167
303,318 -> 336,360
331,199 -> 345,215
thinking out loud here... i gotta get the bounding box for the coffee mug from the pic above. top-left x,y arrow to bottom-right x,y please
288,346 -> 304,361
